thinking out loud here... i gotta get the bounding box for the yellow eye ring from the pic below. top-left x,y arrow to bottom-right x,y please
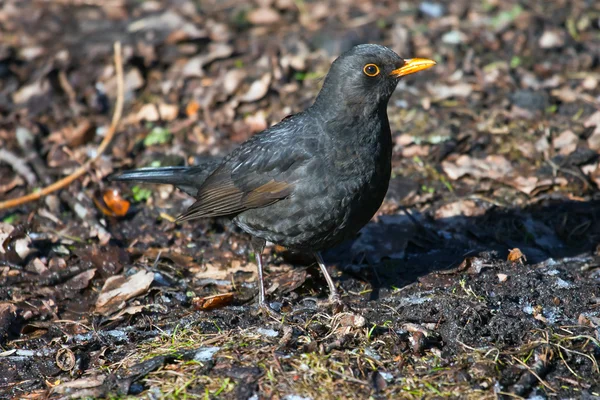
363,63 -> 380,77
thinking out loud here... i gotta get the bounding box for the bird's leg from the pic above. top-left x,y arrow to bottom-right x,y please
251,238 -> 281,319
313,252 -> 341,304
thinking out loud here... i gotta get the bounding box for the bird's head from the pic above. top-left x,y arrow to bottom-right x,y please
313,44 -> 436,117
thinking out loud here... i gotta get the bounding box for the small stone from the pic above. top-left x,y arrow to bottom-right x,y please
256,327 -> 279,337
193,346 -> 220,362
419,2 -> 444,18
510,90 -> 549,112
539,30 -> 565,49
442,30 -> 467,45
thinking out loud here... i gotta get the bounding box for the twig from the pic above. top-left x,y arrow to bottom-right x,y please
0,149 -> 37,186
329,369 -> 369,386
511,355 -> 556,393
0,42 -> 124,210
496,392 -> 525,399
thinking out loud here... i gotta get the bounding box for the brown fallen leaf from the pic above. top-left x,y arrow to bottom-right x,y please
0,175 -> 24,195
434,200 -> 486,219
193,293 -> 234,310
442,154 -> 541,195
223,69 -> 247,95
533,313 -> 548,323
61,119 -> 95,148
0,222 -> 33,261
107,304 -> 168,321
244,110 -> 268,134
552,129 -> 579,155
95,270 -> 154,315
12,79 -> 50,104
56,269 -> 96,296
182,43 -> 233,78
129,248 -> 203,270
240,73 -> 272,103
427,82 -> 473,101
584,111 -> 600,150
266,268 -> 307,295
442,154 -> 513,181
467,257 -> 488,274
136,103 -> 179,122
94,188 -> 130,217
186,100 -> 201,117
336,312 -> 366,328
247,7 -> 281,25
507,248 -> 526,265
103,188 -> 130,216
511,176 -> 539,195
49,375 -> 106,396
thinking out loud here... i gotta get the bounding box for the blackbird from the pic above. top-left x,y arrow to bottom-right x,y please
110,44 -> 435,315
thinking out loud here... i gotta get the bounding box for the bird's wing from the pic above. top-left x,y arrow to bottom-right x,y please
177,119 -> 315,221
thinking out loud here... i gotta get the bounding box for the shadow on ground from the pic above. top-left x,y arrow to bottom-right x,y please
324,198 -> 600,298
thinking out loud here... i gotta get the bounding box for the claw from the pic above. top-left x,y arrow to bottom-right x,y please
319,294 -> 345,314
258,303 -> 282,320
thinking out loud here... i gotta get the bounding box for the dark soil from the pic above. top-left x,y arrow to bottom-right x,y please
0,0 -> 599,399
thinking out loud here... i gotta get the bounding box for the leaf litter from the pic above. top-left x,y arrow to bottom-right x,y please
0,0 -> 599,398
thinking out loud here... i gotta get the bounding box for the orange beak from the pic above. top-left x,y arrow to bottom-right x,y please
390,58 -> 437,77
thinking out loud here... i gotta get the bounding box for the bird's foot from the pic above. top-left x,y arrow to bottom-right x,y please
257,302 -> 283,321
319,294 -> 345,314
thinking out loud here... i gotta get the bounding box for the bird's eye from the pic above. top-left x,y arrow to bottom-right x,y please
363,63 -> 380,77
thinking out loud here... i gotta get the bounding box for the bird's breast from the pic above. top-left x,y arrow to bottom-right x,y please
234,122 -> 392,250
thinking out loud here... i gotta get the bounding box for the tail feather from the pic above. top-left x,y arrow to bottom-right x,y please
109,167 -> 193,183
109,165 -> 215,197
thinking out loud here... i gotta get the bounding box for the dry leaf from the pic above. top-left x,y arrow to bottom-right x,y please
244,110 -> 268,133
510,176 -> 539,195
0,222 -> 33,260
95,270 -> 154,315
183,43 -> 234,78
584,111 -> 600,150
456,256 -> 492,275
50,376 -> 106,395
507,248 -> 526,264
247,7 -> 281,25
136,103 -> 179,122
94,188 -> 130,217
434,200 -> 486,219
13,79 -> 50,104
186,100 -> 201,117
57,269 -> 96,293
240,73 -> 272,102
427,82 -> 473,101
61,119 -> 95,148
223,69 -> 247,95
193,293 -> 234,310
552,129 -> 578,155
442,154 -> 513,181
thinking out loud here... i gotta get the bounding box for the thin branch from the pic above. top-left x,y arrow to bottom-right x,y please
0,41 -> 124,210
512,355 -> 556,393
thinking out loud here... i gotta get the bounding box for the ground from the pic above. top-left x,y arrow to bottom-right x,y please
0,0 -> 599,399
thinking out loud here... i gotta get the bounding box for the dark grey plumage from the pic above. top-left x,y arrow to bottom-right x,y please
109,44 -> 435,315
109,164 -> 219,196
